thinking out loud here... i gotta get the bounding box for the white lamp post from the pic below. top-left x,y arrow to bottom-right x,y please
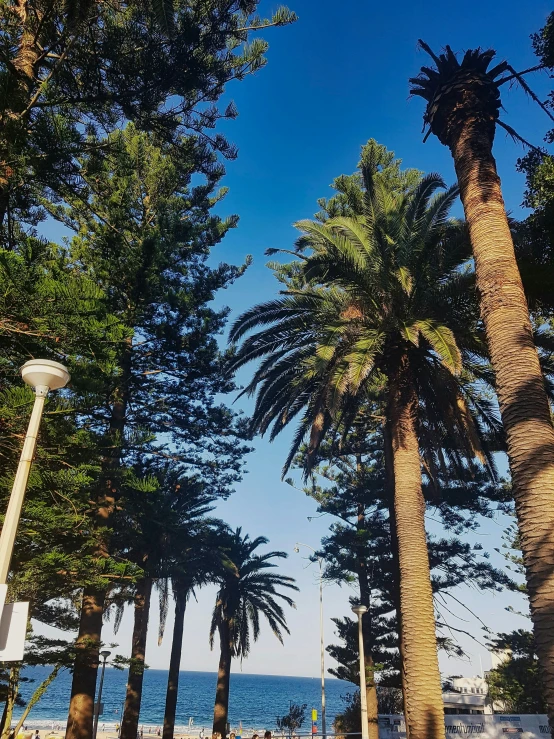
295,543 -> 326,739
352,604 -> 369,739
0,359 -> 70,584
93,650 -> 111,739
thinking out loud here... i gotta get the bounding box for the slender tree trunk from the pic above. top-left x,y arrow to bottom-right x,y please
13,666 -> 62,737
354,495 -> 378,739
66,340 -> 133,739
388,356 -> 444,739
383,424 -> 409,735
213,620 -> 232,739
121,577 -> 153,739
1,665 -> 20,739
450,122 -> 554,733
163,591 -> 188,739
0,700 -> 7,737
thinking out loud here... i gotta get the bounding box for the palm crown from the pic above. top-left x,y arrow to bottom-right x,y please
229,155 -> 495,476
210,527 -> 298,659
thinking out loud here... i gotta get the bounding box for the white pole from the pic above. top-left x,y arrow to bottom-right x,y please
93,653 -> 109,739
0,388 -> 48,584
319,559 -> 326,739
356,612 -> 369,739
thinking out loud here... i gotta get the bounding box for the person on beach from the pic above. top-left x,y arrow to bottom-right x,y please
230,733 -> 236,739
264,731 -> 271,739
34,730 -> 39,739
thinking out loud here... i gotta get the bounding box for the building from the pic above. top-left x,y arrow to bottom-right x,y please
442,675 -> 501,715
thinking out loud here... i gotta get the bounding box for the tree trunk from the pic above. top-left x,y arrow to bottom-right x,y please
212,620 -> 232,739
384,424 -> 409,734
1,665 -> 20,739
450,123 -> 554,733
121,577 -> 153,739
66,339 -> 133,739
388,356 -> 444,739
66,589 -> 106,739
0,700 -> 7,737
354,495 -> 379,739
162,591 -> 188,739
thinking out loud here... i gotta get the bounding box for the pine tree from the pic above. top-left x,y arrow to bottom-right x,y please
54,124 -> 251,739
0,0 -> 296,242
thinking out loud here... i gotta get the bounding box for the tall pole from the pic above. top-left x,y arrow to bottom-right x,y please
352,605 -> 369,739
319,558 -> 326,739
295,543 -> 326,739
0,359 -> 69,587
93,651 -> 111,739
0,391 -> 46,584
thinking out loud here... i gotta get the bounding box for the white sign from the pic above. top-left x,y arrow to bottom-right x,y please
0,601 -> 29,661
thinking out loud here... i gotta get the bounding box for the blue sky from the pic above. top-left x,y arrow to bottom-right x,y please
39,0 -> 554,681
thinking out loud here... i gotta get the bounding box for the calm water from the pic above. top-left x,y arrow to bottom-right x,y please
14,667 -> 351,732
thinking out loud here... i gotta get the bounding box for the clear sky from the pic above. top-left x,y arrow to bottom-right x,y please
38,0 -> 554,681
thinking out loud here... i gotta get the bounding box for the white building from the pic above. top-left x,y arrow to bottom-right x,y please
442,675 -> 506,715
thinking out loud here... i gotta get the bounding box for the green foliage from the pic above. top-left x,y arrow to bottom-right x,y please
0,0 -> 296,245
228,141 -> 497,482
486,630 -> 547,714
314,140 -> 422,223
276,702 -> 307,737
209,528 -> 298,659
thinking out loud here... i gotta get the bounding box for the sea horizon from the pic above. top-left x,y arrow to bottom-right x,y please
14,667 -> 351,732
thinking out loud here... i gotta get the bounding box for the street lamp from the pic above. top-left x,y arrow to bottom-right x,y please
295,543 -> 326,739
352,605 -> 369,739
93,650 -> 111,739
0,359 -> 70,584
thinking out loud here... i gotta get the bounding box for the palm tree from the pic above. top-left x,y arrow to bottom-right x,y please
210,528 -> 297,738
117,468 -> 216,739
410,45 -> 554,729
162,528 -> 222,739
228,160 -> 494,739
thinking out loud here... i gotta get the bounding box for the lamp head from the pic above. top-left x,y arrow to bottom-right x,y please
21,359 -> 70,396
351,604 -> 368,617
293,545 -> 300,554
100,650 -> 111,660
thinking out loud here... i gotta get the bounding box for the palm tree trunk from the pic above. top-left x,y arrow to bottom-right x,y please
162,591 -> 188,739
66,588 -> 106,739
450,125 -> 554,732
388,355 -> 444,739
384,424 -> 409,733
121,577 -> 153,739
213,620 -> 232,739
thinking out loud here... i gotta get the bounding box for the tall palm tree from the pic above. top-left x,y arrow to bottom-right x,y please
228,163 -> 494,739
210,528 -> 297,738
410,45 -> 554,730
117,468 -> 215,739
162,528 -> 222,739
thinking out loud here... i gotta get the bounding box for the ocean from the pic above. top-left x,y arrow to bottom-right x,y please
13,667 -> 351,733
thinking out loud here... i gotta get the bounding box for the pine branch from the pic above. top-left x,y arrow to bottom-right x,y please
497,120 -> 540,150
498,64 -> 554,123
